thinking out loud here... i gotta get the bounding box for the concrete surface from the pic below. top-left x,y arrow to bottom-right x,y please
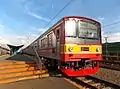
0,55 -> 10,61
0,54 -> 79,89
0,77 -> 78,89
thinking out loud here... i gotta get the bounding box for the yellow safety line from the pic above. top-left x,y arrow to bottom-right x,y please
64,78 -> 83,89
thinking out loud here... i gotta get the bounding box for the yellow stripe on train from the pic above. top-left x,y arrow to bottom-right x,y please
64,44 -> 102,53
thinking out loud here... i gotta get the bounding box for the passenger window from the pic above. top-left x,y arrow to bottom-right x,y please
39,39 -> 41,48
56,30 -> 60,39
48,33 -> 53,47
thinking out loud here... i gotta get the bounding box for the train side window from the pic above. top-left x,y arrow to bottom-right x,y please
48,33 -> 53,47
43,38 -> 46,48
39,39 -> 41,48
44,38 -> 48,48
48,35 -> 50,47
41,40 -> 42,48
34,42 -> 37,48
37,40 -> 39,49
41,39 -> 44,48
56,30 -> 60,39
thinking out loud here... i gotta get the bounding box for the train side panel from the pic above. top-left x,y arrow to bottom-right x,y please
36,20 -> 64,61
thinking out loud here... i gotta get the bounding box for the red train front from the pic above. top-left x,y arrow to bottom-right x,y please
60,16 -> 102,76
23,16 -> 102,76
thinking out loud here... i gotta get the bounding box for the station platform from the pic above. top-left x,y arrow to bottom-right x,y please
0,54 -> 79,89
0,54 -> 10,61
0,77 -> 78,89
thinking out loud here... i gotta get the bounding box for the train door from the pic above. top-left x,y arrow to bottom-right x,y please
56,28 -> 60,57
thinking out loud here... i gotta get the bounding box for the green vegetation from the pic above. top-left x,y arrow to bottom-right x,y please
102,42 -> 120,52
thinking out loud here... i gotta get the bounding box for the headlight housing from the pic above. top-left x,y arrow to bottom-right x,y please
96,48 -> 100,52
68,47 -> 73,52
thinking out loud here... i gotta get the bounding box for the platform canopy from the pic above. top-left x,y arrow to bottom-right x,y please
7,44 -> 24,55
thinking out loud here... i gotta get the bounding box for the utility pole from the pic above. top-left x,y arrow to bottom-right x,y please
104,37 -> 108,60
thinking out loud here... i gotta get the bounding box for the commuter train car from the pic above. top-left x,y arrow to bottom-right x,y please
23,16 -> 102,76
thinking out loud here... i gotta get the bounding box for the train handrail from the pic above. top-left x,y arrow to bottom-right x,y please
32,46 -> 43,78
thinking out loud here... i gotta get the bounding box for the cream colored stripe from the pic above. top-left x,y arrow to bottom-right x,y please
61,44 -> 101,46
61,52 -> 102,54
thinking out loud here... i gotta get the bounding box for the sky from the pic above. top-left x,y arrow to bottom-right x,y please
0,0 -> 120,48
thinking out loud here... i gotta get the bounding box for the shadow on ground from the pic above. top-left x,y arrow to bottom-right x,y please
5,54 -> 65,78
6,54 -> 35,62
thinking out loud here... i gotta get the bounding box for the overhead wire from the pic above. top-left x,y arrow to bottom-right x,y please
28,0 -> 120,44
26,0 -> 76,45
103,20 -> 120,28
44,0 -> 75,28
102,20 -> 120,37
36,0 -> 76,36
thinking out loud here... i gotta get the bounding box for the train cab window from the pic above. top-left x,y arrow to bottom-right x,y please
78,21 -> 99,39
65,20 -> 76,37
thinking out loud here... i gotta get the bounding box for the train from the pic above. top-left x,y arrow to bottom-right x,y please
22,16 -> 102,76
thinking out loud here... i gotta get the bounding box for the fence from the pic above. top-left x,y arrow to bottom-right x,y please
102,51 -> 120,60
0,46 -> 10,56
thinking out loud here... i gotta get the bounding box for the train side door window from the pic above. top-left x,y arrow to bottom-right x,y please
41,39 -> 44,48
43,38 -> 47,48
55,27 -> 61,56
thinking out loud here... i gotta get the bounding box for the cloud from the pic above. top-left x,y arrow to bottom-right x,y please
0,34 -> 37,50
98,16 -> 120,43
97,17 -> 104,22
51,4 -> 54,9
96,17 -> 105,26
0,37 -> 10,49
27,12 -> 50,22
102,32 -> 120,43
36,28 -> 47,34
24,0 -> 50,22
0,24 -> 4,28
0,24 -> 48,50
0,24 -> 24,46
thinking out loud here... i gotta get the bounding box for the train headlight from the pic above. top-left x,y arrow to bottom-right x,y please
68,47 -> 73,52
96,48 -> 100,52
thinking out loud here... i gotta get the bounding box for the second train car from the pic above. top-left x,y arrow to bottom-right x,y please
23,16 -> 102,76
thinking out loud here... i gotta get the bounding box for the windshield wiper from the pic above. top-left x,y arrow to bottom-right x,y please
66,36 -> 76,38
78,36 -> 98,40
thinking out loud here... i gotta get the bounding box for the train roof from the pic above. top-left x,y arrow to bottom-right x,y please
36,16 -> 99,40
37,16 -> 100,39
24,16 -> 101,48
64,16 -> 100,24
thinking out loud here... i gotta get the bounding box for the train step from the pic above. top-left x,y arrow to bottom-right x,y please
0,60 -> 49,83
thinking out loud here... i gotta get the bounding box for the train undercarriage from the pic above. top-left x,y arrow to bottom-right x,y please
41,57 -> 99,76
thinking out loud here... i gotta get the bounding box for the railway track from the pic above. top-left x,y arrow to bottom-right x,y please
99,60 -> 120,71
66,75 -> 120,89
51,69 -> 120,89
